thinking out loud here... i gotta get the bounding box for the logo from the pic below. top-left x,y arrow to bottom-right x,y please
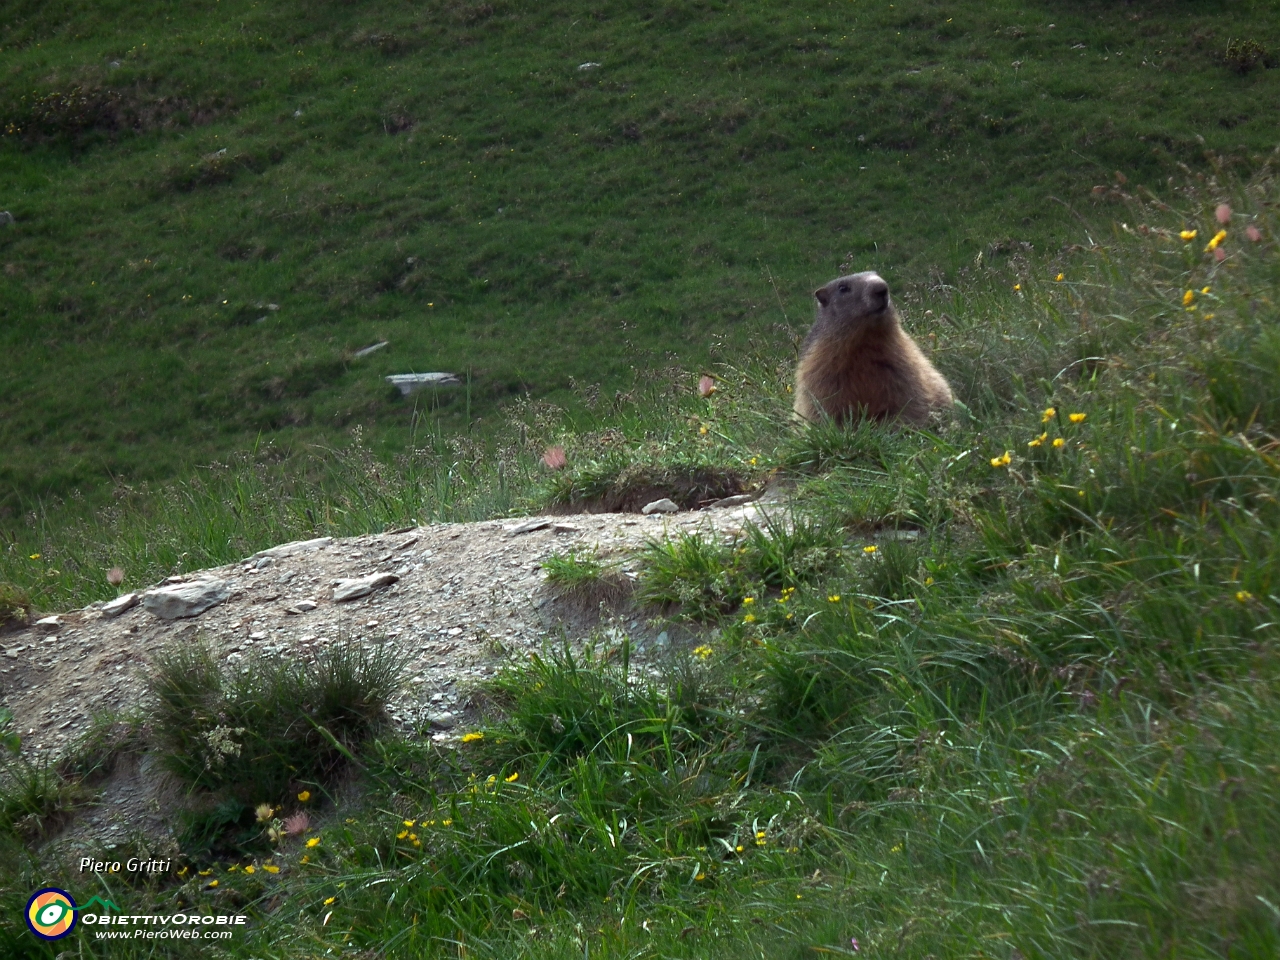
25,888 -> 78,941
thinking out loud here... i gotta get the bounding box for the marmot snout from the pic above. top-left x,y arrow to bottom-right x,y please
793,271 -> 953,425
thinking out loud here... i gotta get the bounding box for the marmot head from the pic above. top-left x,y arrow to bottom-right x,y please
814,271 -> 893,328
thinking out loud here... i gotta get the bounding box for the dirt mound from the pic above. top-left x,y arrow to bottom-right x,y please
0,502 -> 769,854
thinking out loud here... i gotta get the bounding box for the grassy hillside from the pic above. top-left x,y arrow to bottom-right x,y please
1,0 -> 1277,509
2,168 -> 1279,958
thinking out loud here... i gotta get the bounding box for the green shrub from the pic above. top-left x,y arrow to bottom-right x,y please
148,638 -> 398,805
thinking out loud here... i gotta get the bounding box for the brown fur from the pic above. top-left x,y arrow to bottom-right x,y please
793,271 -> 953,425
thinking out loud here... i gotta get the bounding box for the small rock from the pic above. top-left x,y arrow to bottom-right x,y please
578,61 -> 602,70
427,712 -> 456,729
551,523 -> 580,533
707,494 -> 755,509
253,536 -> 332,561
294,599 -> 318,612
505,518 -> 552,535
255,556 -> 275,570
248,631 -> 267,641
142,579 -> 231,619
0,211 -> 14,226
641,498 -> 679,515
102,594 -> 140,618
332,572 -> 399,602
354,341 -> 389,358
35,616 -> 63,630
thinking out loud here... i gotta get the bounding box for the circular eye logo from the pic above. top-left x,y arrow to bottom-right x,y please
26,888 -> 78,940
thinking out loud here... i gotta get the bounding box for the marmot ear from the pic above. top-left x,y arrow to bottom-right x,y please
814,287 -> 830,307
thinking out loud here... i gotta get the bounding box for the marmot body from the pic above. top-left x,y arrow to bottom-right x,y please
793,271 -> 953,426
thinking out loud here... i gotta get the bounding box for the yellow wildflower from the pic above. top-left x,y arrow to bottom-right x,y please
397,830 -> 408,840
1236,590 -> 1254,602
297,790 -> 311,803
1055,273 -> 1064,282
227,864 -> 239,872
412,839 -> 421,847
403,819 -> 416,827
178,867 -> 189,877
244,865 -> 256,875
306,837 -> 320,848
408,833 -> 417,841
1183,290 -> 1194,305
1201,286 -> 1211,294
1180,229 -> 1197,241
863,545 -> 877,554
749,457 -> 758,466
990,451 -> 1012,467
324,897 -> 335,906
743,613 -> 756,623
442,819 -> 453,826
698,424 -> 709,435
28,553 -> 40,560
1053,438 -> 1066,449
891,843 -> 903,853
198,869 -> 212,877
1206,229 -> 1227,251
742,596 -> 755,605
300,855 -> 310,864
924,577 -> 935,586
695,872 -> 706,881
736,845 -> 744,852
208,880 -> 218,888
827,594 -> 841,603
693,644 -> 713,658
1042,407 -> 1056,422
1069,412 -> 1086,423
505,772 -> 519,782
461,732 -> 484,743
1013,283 -> 1021,291
1028,432 -> 1047,447
264,864 -> 280,874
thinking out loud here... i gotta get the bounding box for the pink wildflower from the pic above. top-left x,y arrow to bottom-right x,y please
541,446 -> 567,470
107,566 -> 125,586
1215,203 -> 1232,224
698,375 -> 716,397
1246,224 -> 1262,242
284,812 -> 311,836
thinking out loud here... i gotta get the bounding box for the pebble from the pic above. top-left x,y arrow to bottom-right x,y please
102,593 -> 140,618
641,499 -> 679,515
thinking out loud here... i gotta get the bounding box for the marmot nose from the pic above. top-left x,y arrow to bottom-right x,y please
867,280 -> 889,308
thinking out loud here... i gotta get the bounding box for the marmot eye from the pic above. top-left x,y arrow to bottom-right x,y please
837,283 -> 850,293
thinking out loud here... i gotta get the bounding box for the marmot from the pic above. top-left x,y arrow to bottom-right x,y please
793,271 -> 953,426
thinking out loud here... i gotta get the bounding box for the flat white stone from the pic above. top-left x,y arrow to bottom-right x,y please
332,572 -> 399,602
641,498 -> 679,515
386,373 -> 462,396
142,580 -> 230,619
252,537 -> 332,560
36,615 -> 63,629
102,594 -> 140,618
294,599 -> 318,612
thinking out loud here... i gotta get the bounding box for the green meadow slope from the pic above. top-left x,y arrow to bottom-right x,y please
0,0 -> 1277,508
3,170 -> 1280,957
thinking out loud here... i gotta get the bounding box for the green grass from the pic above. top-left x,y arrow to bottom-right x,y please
1,0 -> 1278,509
1,47 -> 1280,960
